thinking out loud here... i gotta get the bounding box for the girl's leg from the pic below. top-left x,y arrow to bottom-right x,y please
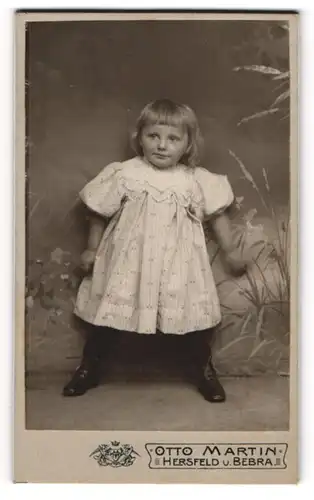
62,322 -> 119,397
186,328 -> 226,403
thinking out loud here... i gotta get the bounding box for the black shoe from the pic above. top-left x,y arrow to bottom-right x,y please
198,359 -> 226,403
62,362 -> 101,397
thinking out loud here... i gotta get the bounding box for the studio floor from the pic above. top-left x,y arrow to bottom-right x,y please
25,375 -> 289,431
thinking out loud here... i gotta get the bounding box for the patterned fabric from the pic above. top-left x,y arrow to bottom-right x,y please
74,156 -> 234,334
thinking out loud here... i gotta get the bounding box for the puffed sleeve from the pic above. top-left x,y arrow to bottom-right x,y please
193,167 -> 235,219
79,162 -> 125,217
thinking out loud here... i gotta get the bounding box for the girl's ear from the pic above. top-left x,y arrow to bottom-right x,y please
131,130 -> 141,155
184,142 -> 192,157
136,129 -> 143,147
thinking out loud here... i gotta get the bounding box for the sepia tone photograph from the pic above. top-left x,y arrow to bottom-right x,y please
23,16 -> 293,432
14,11 -> 299,484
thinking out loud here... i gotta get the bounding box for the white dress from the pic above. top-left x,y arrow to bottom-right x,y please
74,156 -> 234,334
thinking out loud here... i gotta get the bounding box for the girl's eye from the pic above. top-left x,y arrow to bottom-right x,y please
169,135 -> 180,141
148,133 -> 158,139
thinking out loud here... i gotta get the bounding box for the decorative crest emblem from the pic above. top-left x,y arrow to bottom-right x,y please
90,441 -> 140,467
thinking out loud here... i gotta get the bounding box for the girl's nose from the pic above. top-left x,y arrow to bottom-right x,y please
158,137 -> 167,149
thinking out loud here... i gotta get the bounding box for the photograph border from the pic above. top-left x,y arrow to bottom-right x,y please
14,10 -> 299,484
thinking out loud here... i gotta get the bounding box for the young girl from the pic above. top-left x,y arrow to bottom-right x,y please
63,99 -> 247,402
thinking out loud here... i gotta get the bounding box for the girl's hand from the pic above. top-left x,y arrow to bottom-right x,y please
224,248 -> 248,277
80,249 -> 97,273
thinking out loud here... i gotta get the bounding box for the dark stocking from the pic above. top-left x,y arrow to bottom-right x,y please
62,323 -> 119,397
186,329 -> 226,403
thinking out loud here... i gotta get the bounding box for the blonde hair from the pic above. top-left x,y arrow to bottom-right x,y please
131,99 -> 203,168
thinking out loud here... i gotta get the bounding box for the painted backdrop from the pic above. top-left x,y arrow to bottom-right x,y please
25,20 -> 290,379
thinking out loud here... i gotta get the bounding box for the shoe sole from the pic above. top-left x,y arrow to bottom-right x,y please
198,386 -> 226,403
62,381 -> 100,397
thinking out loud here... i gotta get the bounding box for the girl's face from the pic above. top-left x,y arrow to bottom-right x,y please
140,123 -> 189,169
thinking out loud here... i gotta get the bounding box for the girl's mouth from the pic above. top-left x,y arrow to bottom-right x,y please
154,153 -> 169,159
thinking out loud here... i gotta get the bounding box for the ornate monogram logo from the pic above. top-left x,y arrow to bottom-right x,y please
90,441 -> 140,468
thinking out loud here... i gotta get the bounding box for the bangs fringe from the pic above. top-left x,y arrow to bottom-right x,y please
143,107 -> 190,130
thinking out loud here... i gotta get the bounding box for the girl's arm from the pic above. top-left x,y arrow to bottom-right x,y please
211,213 -> 247,275
211,213 -> 235,254
87,214 -> 106,250
80,214 -> 106,273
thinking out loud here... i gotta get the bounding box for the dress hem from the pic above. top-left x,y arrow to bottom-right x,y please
73,309 -> 221,335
